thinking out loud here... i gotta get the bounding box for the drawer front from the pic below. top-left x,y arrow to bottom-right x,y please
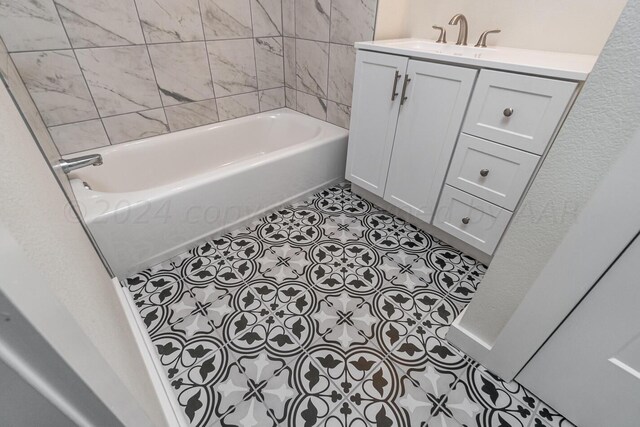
446,134 -> 540,210
463,70 -> 577,155
434,186 -> 512,254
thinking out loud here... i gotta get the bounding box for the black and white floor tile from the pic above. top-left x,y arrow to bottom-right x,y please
123,182 -> 575,427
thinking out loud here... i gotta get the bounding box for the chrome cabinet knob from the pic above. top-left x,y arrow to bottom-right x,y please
480,169 -> 490,177
503,107 -> 514,117
462,217 -> 470,225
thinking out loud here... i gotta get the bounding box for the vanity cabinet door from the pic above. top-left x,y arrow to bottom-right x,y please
383,60 -> 477,223
346,50 -> 408,196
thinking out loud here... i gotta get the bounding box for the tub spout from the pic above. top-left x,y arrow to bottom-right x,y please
59,154 -> 103,174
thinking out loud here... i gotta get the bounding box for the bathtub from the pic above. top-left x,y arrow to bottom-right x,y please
69,109 -> 348,278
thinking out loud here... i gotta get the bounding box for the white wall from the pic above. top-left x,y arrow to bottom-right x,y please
456,0 -> 640,346
0,285 -> 124,426
375,0 -> 410,40
0,81 -> 166,426
375,0 -> 627,55
0,358 -> 73,427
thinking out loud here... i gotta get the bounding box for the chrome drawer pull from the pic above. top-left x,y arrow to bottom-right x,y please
391,70 -> 401,101
462,217 -> 470,225
480,169 -> 490,177
400,74 -> 411,106
503,107 -> 514,117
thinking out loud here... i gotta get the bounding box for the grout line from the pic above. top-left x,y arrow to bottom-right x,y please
325,0 -> 333,119
133,0 -> 151,45
3,33 -> 357,55
292,0 -> 297,106
248,0 -> 262,110
196,0 -> 220,124
131,0 -> 167,115
531,399 -> 543,422
45,83 -> 286,153
50,1 -> 112,147
279,0 -> 286,109
47,105 -> 171,129
372,0 -> 381,41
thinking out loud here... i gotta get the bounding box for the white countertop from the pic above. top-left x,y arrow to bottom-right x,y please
355,39 -> 597,81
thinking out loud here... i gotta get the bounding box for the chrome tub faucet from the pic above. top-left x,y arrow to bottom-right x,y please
59,154 -> 103,174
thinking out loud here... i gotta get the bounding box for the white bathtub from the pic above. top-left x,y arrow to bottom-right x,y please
69,109 -> 348,277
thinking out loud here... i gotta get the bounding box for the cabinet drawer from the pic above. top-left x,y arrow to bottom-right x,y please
463,70 -> 577,155
434,186 -> 512,254
446,134 -> 539,210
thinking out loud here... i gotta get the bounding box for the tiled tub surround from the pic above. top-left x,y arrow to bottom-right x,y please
0,0 -> 377,156
123,183 -> 574,427
283,0 -> 379,128
0,0 -> 288,155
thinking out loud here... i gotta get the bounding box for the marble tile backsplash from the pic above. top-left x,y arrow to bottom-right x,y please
0,0 -> 378,154
285,0 -> 379,126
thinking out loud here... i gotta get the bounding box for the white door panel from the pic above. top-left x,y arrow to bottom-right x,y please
383,61 -> 477,222
346,50 -> 408,196
518,233 -> 640,427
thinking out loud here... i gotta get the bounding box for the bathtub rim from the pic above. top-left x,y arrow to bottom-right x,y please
70,109 -> 348,222
118,176 -> 346,278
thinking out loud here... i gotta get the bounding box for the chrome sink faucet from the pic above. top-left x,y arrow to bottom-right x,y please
58,154 -> 103,174
448,14 -> 468,46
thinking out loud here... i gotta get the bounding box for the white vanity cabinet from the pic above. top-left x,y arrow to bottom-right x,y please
346,41 -> 592,258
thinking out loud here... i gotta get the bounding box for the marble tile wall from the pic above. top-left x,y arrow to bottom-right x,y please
1,0 -> 379,155
0,36 -> 77,201
0,0 -> 289,155
284,0 -> 379,128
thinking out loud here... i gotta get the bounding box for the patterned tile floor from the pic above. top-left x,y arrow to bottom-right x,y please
123,183 -> 574,427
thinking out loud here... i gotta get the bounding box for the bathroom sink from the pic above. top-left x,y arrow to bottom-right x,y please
384,39 -> 496,56
354,38 -> 597,81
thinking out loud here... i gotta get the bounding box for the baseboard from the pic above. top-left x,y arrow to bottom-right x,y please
350,183 -> 493,266
446,307 -> 492,363
113,278 -> 187,427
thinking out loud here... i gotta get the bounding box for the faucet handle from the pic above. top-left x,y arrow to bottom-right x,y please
432,26 -> 447,44
475,29 -> 501,48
